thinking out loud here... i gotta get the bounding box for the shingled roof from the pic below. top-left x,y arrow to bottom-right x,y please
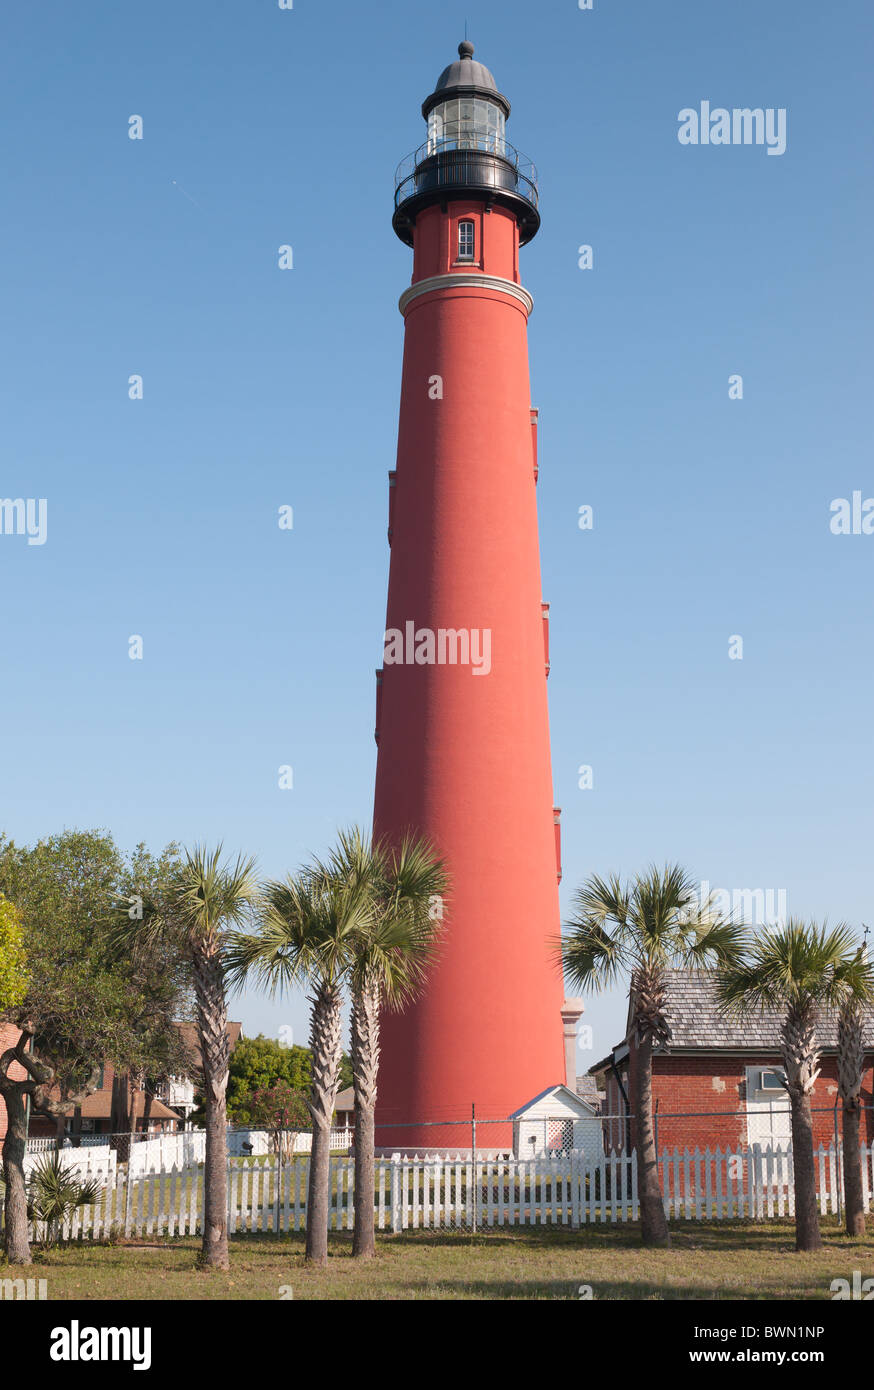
627,969 -> 874,1052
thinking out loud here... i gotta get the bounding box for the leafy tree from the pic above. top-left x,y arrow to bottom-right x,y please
338,1051 -> 353,1091
246,1082 -> 310,1158
0,896 -> 27,1010
560,864 -> 742,1249
109,843 -> 193,1156
213,1036 -> 350,1127
226,1035 -> 311,1124
0,830 -> 187,1264
718,921 -> 874,1251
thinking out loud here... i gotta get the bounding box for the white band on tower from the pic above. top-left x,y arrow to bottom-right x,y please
399,272 -> 534,317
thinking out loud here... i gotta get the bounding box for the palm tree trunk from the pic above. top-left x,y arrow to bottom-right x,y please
788,1088 -> 821,1251
110,1071 -> 129,1161
632,1031 -> 670,1247
194,947 -> 231,1271
838,1003 -> 866,1236
842,1098 -> 865,1237
351,976 -> 380,1258
127,1068 -> 142,1160
305,979 -> 343,1265
782,1006 -> 823,1252
1,1082 -> 32,1265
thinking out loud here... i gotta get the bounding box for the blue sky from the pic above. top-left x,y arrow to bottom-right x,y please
1,1 -> 872,1075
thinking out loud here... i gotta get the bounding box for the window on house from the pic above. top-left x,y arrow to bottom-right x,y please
457,220 -> 475,261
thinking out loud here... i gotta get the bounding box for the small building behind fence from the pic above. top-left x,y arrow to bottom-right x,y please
509,1084 -> 603,1159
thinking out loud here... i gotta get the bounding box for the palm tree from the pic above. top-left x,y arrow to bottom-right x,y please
326,828 -> 447,1259
115,844 -> 257,1270
226,863 -> 372,1266
560,864 -> 743,1248
716,920 -> 871,1252
834,943 -> 874,1236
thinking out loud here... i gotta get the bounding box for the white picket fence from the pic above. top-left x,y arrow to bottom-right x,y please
23,1146 -> 117,1183
32,1142 -> 874,1242
23,1134 -> 202,1180
226,1127 -> 353,1157
657,1142 -> 872,1221
26,1126 -> 351,1167
24,1137 -> 61,1154
128,1131 -> 205,1175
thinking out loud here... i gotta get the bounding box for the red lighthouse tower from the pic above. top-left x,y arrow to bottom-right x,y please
373,43 -> 566,1149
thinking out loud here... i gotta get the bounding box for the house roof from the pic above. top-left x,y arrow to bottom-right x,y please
78,1091 -> 180,1121
509,1084 -> 599,1120
334,1087 -> 354,1112
598,968 -> 874,1059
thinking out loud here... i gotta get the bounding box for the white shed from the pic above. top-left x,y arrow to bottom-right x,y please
509,1084 -> 603,1160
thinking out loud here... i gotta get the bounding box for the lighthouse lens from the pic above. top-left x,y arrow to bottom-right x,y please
428,98 -> 506,156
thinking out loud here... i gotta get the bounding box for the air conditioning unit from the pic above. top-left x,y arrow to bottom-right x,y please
758,1069 -> 785,1092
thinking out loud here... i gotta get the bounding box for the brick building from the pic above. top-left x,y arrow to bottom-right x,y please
590,969 -> 874,1153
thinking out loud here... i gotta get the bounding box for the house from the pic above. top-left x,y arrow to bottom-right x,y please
333,1086 -> 355,1130
590,968 -> 874,1153
154,1021 -> 244,1129
64,1079 -> 182,1138
509,1084 -> 603,1159
0,1020 -> 243,1142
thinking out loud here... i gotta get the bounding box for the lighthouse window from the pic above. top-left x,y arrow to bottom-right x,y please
457,220 -> 475,261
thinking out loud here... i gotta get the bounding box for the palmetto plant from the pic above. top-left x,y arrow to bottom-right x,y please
716,920 -> 873,1252
325,827 -> 447,1259
112,844 -> 258,1271
560,864 -> 743,1248
26,1152 -> 102,1249
226,860 -> 372,1266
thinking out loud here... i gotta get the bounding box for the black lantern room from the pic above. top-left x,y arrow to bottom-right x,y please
393,42 -> 540,247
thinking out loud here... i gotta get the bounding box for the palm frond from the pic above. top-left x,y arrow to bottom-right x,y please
560,914 -> 623,994
345,830 -> 448,1008
560,863 -> 742,994
226,856 -> 372,997
716,918 -> 868,1021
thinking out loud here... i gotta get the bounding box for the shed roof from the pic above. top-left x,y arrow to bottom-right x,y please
509,1084 -> 599,1120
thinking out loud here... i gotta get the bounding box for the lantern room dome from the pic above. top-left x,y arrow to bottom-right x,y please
422,41 -> 511,120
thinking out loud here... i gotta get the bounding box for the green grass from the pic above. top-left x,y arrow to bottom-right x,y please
4,1219 -> 874,1300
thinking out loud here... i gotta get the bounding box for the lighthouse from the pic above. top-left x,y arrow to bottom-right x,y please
373,43 -> 567,1150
